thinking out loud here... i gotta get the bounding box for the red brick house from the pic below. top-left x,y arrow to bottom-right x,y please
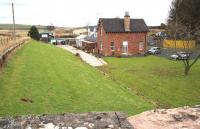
96,12 -> 149,56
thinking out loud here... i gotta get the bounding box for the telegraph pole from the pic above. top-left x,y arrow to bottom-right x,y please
12,3 -> 16,41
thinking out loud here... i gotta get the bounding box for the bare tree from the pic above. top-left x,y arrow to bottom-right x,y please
168,0 -> 200,75
169,22 -> 200,75
47,23 -> 55,32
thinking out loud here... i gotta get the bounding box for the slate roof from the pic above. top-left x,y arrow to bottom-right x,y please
88,26 -> 96,32
99,18 -> 149,33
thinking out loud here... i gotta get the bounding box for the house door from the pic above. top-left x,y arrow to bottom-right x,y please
122,41 -> 128,54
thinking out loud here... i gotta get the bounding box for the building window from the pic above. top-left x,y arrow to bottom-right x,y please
110,42 -> 115,51
139,41 -> 144,51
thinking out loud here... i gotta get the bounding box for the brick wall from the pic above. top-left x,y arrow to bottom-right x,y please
97,25 -> 147,56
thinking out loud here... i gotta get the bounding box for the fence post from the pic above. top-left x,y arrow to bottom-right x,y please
3,38 -> 5,45
0,38 -> 2,50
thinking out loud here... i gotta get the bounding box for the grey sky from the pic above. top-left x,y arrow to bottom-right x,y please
0,0 -> 173,27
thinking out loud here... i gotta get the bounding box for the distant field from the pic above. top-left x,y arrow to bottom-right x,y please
0,40 -> 153,116
99,56 -> 200,108
0,24 -> 47,30
0,24 -> 48,37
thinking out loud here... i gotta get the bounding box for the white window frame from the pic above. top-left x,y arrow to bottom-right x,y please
122,41 -> 128,55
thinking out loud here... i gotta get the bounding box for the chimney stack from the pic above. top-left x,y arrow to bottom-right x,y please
124,12 -> 130,31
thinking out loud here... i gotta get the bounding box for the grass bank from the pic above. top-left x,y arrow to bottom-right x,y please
0,40 -> 152,116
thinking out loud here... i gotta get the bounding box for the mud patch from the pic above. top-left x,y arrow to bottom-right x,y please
20,97 -> 33,103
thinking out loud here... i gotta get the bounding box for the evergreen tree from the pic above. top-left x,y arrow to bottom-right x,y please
160,23 -> 166,29
28,26 -> 40,40
168,0 -> 200,36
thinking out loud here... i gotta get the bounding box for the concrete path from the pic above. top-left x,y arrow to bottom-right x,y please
58,45 -> 107,67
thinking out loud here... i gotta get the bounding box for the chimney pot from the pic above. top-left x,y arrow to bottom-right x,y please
125,11 -> 130,17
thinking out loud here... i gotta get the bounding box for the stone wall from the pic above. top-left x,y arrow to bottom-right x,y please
0,112 -> 133,129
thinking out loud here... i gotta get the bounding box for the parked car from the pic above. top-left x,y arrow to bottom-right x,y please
170,52 -> 189,60
50,39 -> 57,45
148,47 -> 161,54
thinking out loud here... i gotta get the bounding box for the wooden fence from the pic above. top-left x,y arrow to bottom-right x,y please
163,40 -> 196,49
0,37 -> 20,53
0,36 -> 30,68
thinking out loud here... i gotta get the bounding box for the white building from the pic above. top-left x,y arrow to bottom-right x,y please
75,26 -> 97,48
75,35 -> 87,48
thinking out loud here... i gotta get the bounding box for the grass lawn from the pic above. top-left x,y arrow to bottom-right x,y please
99,56 -> 200,108
0,40 -> 153,116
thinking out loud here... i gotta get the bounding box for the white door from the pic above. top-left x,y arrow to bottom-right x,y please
122,41 -> 128,54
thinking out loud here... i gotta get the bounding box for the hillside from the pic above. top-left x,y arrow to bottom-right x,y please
0,40 -> 153,116
0,24 -> 48,30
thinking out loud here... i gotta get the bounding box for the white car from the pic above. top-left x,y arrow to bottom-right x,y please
148,47 -> 161,54
170,52 -> 188,60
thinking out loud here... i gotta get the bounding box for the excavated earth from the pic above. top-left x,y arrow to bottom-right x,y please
128,105 -> 200,129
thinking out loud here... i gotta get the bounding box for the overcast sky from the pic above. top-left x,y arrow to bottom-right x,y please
0,0 -> 173,27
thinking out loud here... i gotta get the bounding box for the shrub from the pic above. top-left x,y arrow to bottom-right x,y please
75,53 -> 80,57
28,26 -> 40,40
115,52 -> 121,58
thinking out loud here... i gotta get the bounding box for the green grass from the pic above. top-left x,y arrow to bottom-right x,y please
0,40 -> 153,116
99,56 -> 200,108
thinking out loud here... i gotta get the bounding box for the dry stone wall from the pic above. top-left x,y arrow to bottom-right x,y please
0,112 -> 133,129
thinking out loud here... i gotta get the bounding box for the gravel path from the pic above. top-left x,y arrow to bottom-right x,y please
58,45 -> 107,67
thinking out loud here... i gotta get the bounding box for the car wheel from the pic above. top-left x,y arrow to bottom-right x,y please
172,58 -> 177,61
